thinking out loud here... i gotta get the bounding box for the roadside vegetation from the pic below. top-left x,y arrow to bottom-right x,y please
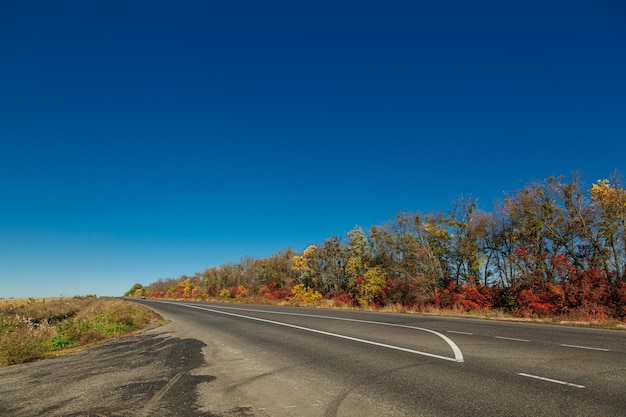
131,173 -> 626,326
0,296 -> 157,366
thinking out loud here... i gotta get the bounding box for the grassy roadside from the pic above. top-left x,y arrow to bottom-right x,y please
0,296 -> 160,366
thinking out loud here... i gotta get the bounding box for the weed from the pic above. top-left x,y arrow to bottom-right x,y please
0,297 -> 157,366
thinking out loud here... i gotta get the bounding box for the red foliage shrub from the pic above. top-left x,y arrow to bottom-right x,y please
381,277 -> 429,307
206,284 -> 220,297
166,285 -> 186,299
434,280 -> 459,309
257,282 -> 290,300
551,254 -> 576,281
227,286 -> 240,298
433,279 -> 494,312
150,291 -> 167,298
514,287 -> 557,317
461,280 -> 494,311
563,268 -> 611,319
609,281 -> 626,319
324,290 -> 355,306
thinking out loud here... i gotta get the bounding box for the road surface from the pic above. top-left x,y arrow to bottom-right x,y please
134,299 -> 626,416
0,299 -> 623,416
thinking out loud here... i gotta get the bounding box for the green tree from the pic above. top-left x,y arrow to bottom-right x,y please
124,283 -> 143,297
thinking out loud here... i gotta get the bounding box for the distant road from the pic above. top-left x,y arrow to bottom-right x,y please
134,299 -> 626,417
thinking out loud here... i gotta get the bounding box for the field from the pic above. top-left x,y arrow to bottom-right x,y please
0,296 -> 158,366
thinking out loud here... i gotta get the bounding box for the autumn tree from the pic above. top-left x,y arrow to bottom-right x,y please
135,170 -> 626,320
308,236 -> 350,293
445,196 -> 485,285
501,178 -> 572,285
589,175 -> 626,280
292,244 -> 317,287
369,212 -> 446,303
345,226 -> 372,279
124,283 -> 144,297
355,266 -> 387,307
254,250 -> 298,289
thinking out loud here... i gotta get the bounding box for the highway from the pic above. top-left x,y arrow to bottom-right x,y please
134,299 -> 626,416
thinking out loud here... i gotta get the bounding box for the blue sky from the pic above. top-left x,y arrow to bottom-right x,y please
1,1 -> 625,298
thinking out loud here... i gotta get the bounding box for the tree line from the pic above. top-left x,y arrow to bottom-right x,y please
133,172 -> 626,321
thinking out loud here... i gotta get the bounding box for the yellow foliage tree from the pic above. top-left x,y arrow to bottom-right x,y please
590,179 -> 626,223
292,245 -> 317,286
356,267 -> 387,307
589,178 -> 626,277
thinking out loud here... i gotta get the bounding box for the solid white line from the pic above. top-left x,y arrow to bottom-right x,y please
495,336 -> 530,342
167,301 -> 464,362
518,373 -> 585,389
560,344 -> 609,352
187,302 -> 464,362
447,330 -> 474,335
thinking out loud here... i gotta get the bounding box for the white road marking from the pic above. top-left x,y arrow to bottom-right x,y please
560,344 -> 609,352
495,336 -> 530,342
518,373 -> 585,388
166,301 -> 464,362
186,302 -> 464,362
447,330 -> 474,335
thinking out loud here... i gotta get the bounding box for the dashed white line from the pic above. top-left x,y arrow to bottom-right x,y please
560,344 -> 609,352
518,373 -> 585,388
447,330 -> 474,335
495,336 -> 530,342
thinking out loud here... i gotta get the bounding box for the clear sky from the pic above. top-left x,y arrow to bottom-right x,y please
1,1 -> 625,298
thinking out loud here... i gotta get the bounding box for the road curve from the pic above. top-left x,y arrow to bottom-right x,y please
133,299 -> 626,417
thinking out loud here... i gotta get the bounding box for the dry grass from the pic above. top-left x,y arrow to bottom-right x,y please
144,294 -> 625,329
393,304 -> 626,329
0,297 -> 158,366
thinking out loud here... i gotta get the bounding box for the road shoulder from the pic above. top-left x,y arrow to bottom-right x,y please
0,324 -> 220,417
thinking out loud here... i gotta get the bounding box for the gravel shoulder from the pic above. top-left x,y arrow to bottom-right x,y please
0,320 -> 252,417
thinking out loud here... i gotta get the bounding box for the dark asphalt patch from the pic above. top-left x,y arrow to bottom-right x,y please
0,332 -> 223,417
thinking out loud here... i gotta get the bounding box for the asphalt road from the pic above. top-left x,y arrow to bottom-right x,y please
132,299 -> 626,417
1,300 -> 623,416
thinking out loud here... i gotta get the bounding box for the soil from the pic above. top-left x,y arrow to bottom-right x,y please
0,326 -> 251,417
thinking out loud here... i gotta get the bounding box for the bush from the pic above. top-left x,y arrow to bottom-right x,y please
563,269 -> 612,319
258,283 -> 290,300
0,329 -> 47,365
0,297 -> 156,366
233,285 -> 250,299
610,281 -> 626,319
289,284 -> 322,304
324,290 -> 355,306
